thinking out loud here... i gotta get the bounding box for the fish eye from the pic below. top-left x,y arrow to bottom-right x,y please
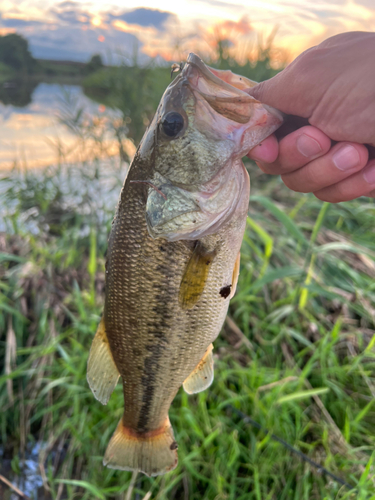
161,112 -> 184,137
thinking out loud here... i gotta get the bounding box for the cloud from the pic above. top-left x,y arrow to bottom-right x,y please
353,0 -> 375,8
52,9 -> 90,25
311,8 -> 341,18
0,16 -> 43,28
213,16 -> 253,36
0,3 -> 180,62
3,0 -> 372,66
110,8 -> 176,30
57,1 -> 79,9
197,0 -> 245,9
50,1 -> 92,25
0,2 -> 147,63
28,25 -> 140,62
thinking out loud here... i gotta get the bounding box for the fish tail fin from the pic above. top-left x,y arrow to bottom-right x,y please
103,416 -> 178,477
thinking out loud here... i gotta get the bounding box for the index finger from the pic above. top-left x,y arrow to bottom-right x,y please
248,126 -> 331,175
247,134 -> 279,164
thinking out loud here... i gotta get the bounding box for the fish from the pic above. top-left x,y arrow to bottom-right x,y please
87,53 -> 283,477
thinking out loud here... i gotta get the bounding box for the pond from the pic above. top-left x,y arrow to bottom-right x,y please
0,81 -> 118,170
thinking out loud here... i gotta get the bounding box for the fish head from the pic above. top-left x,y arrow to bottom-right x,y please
139,53 -> 283,241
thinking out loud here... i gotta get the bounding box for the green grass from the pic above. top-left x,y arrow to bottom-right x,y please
0,37 -> 374,498
0,160 -> 374,499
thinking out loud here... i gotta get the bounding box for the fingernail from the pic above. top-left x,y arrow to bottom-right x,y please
296,134 -> 322,157
332,145 -> 360,171
363,163 -> 375,184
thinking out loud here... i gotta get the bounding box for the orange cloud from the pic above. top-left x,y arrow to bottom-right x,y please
205,15 -> 253,49
0,28 -> 16,35
112,19 -> 157,36
214,16 -> 253,37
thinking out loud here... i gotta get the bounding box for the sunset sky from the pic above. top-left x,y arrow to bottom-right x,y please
0,1 -> 374,169
0,0 -> 374,64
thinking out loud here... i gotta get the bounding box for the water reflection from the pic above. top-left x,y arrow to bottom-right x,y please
0,79 -> 39,107
1,442 -> 47,500
0,83 -> 114,169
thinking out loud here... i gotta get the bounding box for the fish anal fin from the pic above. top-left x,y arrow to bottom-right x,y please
230,252 -> 241,299
104,416 -> 178,477
87,317 -> 120,405
179,243 -> 216,310
183,343 -> 214,394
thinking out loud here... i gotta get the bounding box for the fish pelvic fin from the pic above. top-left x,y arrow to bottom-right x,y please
87,317 -> 120,405
230,252 -> 241,299
183,343 -> 214,394
103,416 -> 178,477
179,242 -> 216,310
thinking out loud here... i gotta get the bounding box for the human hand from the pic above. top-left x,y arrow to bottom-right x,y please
246,31 -> 375,201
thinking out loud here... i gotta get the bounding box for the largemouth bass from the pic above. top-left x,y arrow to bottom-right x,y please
87,54 -> 283,477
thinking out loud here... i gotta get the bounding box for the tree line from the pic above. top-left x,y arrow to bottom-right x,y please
0,33 -> 103,76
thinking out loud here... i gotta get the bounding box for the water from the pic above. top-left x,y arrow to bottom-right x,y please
0,159 -> 128,234
1,442 -> 49,500
0,82 -> 114,169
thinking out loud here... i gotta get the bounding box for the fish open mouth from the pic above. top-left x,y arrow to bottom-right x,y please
143,53 -> 283,243
183,53 -> 283,126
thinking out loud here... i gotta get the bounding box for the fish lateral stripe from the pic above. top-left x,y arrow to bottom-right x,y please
137,265 -> 173,431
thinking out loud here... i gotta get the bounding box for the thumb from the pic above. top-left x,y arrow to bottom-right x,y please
245,48 -> 320,117
246,80 -> 268,101
246,72 -> 287,110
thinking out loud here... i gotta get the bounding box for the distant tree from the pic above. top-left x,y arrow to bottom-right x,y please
0,34 -> 36,74
86,54 -> 104,73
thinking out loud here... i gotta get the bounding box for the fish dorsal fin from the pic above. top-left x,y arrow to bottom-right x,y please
179,243 -> 217,310
230,252 -> 241,299
183,343 -> 214,394
87,317 -> 120,405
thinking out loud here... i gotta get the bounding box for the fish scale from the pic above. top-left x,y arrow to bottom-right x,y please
107,182 -> 237,431
87,52 -> 283,477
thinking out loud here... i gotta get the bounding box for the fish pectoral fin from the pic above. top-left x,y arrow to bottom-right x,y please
87,317 -> 120,405
179,242 -> 216,310
230,252 -> 241,299
183,343 -> 214,394
104,416 -> 178,477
